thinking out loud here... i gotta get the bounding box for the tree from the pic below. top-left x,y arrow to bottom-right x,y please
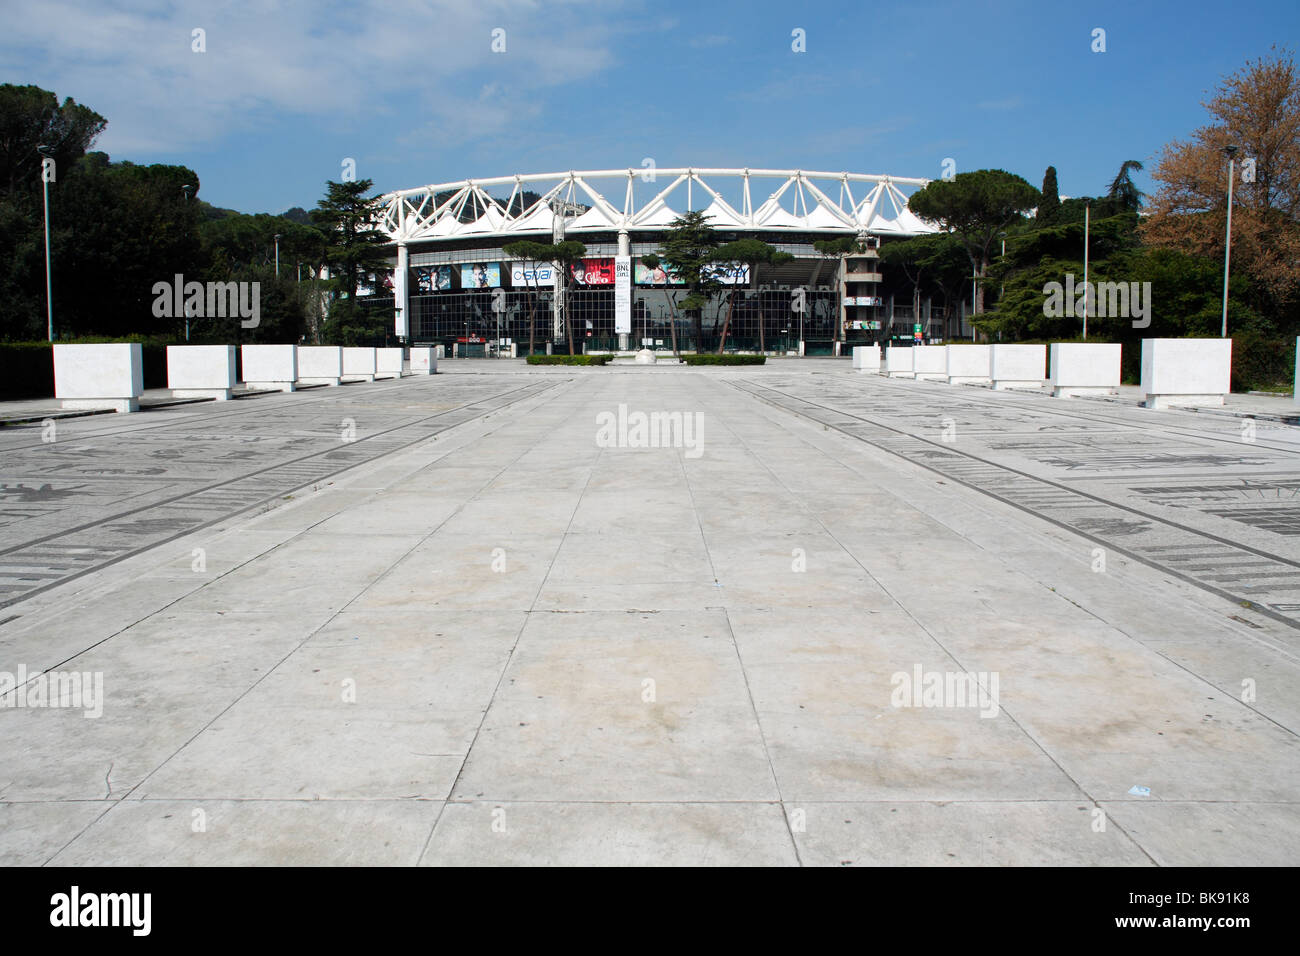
548,239 -> 587,354
1038,167 -> 1061,226
880,232 -> 970,340
35,154 -> 204,339
310,179 -> 391,305
0,85 -> 108,339
1102,160 -> 1145,215
502,239 -> 553,355
907,169 -> 1040,317
639,252 -> 679,356
659,211 -> 722,349
0,84 -> 106,200
1141,46 -> 1300,305
712,238 -> 793,352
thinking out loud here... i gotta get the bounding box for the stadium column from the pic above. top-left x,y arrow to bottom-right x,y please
618,230 -> 630,350
394,242 -> 409,341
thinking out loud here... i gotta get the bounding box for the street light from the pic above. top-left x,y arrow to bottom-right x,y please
1221,145 -> 1239,338
37,145 -> 55,341
1082,200 -> 1091,340
274,234 -> 282,278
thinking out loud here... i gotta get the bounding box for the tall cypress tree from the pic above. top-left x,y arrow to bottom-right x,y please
1038,166 -> 1061,226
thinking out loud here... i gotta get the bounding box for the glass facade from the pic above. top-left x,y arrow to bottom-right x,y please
406,286 -> 842,354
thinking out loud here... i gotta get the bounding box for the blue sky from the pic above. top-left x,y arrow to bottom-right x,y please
3,0 -> 1296,214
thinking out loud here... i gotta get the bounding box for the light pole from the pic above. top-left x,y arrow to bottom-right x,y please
1082,201 -> 1091,340
274,234 -> 282,278
1221,145 -> 1238,338
37,145 -> 55,341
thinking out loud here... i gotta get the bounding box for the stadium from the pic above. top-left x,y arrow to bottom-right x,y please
369,168 -> 949,356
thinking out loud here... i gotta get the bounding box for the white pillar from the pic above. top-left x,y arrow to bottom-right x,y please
394,242 -> 409,339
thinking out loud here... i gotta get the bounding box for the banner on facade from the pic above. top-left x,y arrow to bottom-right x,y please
575,258 -> 617,286
510,261 -> 557,287
414,265 -> 454,292
634,259 -> 684,285
460,262 -> 501,289
703,261 -> 751,285
614,256 -> 632,334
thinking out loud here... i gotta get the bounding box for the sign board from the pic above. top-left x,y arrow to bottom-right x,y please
393,267 -> 408,337
510,261 -> 557,287
614,256 -> 632,334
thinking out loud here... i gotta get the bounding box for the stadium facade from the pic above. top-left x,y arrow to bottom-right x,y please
371,168 -> 944,355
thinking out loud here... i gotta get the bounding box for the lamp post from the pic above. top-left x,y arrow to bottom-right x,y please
274,234 -> 282,278
37,145 -> 55,341
1082,201 -> 1091,340
1221,145 -> 1238,338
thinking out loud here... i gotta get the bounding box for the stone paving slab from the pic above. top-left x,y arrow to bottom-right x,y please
1,363 -> 1298,865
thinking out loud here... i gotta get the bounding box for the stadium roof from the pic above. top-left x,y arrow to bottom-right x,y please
376,168 -> 941,244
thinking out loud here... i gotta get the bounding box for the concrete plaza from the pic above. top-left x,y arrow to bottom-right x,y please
2,360 -> 1298,865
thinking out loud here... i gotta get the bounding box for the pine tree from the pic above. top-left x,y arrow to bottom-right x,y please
1038,166 -> 1060,226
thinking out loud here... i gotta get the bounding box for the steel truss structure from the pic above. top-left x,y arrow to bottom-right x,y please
376,168 -> 939,244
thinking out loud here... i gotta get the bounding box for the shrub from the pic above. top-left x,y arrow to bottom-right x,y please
0,336 -> 172,399
1231,329 -> 1295,393
525,354 -> 613,366
680,353 -> 766,366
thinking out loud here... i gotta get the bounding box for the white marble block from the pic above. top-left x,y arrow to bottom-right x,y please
1049,343 -> 1121,398
241,344 -> 297,392
342,347 -> 377,382
852,345 -> 881,373
885,347 -> 915,378
913,344 -> 948,380
1140,337 -> 1232,409
375,348 -> 404,379
297,346 -> 343,386
409,347 -> 438,374
945,345 -> 991,384
990,344 -> 1046,390
166,345 -> 236,400
634,349 -> 656,364
54,343 -> 143,413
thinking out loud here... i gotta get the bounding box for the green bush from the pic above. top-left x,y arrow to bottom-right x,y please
0,336 -> 174,399
680,353 -> 766,366
525,354 -> 613,366
1231,329 -> 1295,393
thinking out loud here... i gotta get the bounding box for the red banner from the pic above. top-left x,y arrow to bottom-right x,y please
574,258 -> 616,285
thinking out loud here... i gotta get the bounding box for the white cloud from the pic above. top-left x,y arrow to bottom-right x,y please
1,0 -> 624,154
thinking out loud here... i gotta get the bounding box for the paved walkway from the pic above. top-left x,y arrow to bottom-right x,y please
1,363 -> 1298,865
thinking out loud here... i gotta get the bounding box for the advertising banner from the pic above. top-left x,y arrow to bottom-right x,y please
414,266 -> 454,292
461,262 -> 502,289
704,261 -> 751,285
510,261 -> 557,287
574,258 -> 617,286
634,259 -> 684,285
614,256 -> 632,334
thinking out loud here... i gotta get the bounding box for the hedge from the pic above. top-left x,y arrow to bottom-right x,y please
525,354 -> 614,366
0,338 -> 173,399
680,354 -> 767,366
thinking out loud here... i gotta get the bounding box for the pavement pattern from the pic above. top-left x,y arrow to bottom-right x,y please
1,361 -> 1298,865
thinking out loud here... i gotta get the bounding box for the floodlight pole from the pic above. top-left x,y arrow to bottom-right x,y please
1221,145 -> 1238,338
1082,202 -> 1090,340
38,145 -> 55,341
